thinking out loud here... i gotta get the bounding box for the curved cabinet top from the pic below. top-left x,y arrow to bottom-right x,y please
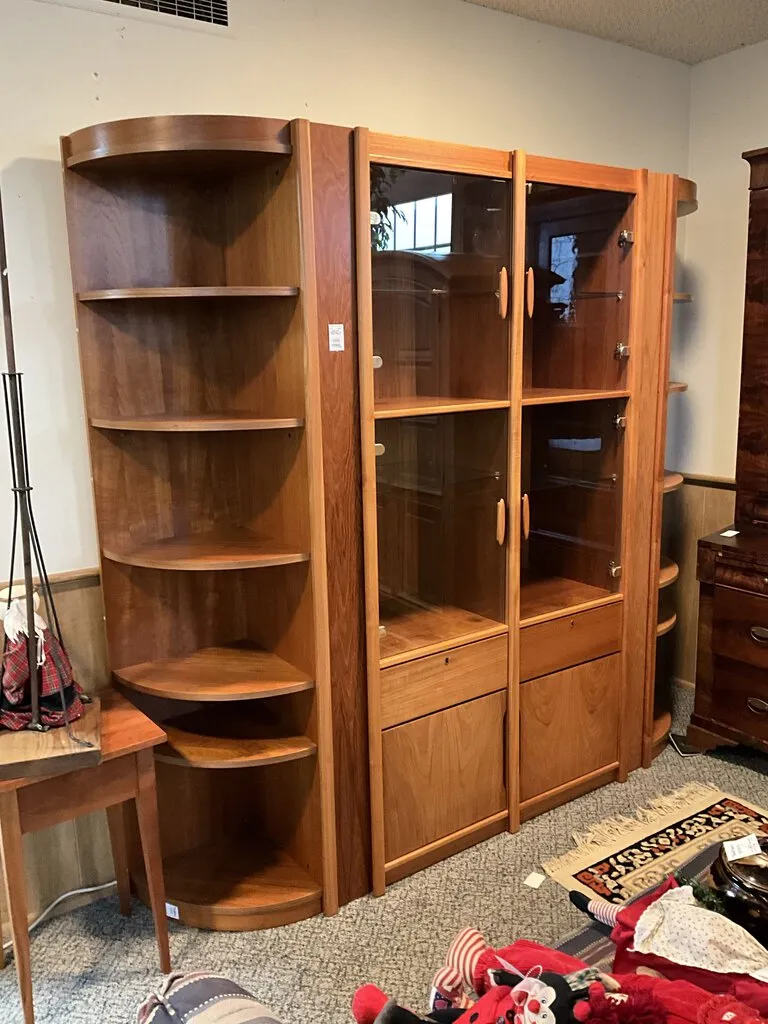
62,114 -> 292,170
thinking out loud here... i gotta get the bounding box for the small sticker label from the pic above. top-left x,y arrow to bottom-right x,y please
328,324 -> 345,352
165,902 -> 180,920
523,872 -> 547,889
720,529 -> 740,538
723,834 -> 761,862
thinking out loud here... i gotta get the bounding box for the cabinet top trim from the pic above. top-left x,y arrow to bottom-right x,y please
368,132 -> 513,178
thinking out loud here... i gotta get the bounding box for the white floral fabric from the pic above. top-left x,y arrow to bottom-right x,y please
631,885 -> 768,981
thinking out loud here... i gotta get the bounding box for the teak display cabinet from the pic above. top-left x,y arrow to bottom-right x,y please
356,132 -> 684,893
62,115 -> 337,930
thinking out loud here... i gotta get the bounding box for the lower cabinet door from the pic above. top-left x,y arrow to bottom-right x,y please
382,690 -> 507,863
520,653 -> 620,802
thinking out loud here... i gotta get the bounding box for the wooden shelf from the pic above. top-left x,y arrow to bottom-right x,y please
379,598 -> 507,668
668,381 -> 688,394
63,114 -> 292,171
522,387 -> 630,406
663,471 -> 684,493
658,556 -> 679,589
156,709 -> 316,769
78,286 -> 298,302
673,292 -> 692,303
115,645 -> 314,702
103,528 -> 309,571
656,609 -> 678,637
520,576 -> 619,626
137,837 -> 322,931
374,397 -> 510,419
91,414 -> 304,432
651,708 -> 672,759
677,178 -> 698,218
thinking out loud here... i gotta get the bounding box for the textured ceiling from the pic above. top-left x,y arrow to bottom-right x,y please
460,0 -> 768,64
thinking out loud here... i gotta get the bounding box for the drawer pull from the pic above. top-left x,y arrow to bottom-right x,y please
496,498 -> 506,546
497,267 -> 509,319
521,493 -> 530,541
526,267 -> 535,318
749,626 -> 768,645
747,697 -> 768,715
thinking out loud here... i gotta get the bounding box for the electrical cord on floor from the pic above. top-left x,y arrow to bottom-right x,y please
2,880 -> 116,954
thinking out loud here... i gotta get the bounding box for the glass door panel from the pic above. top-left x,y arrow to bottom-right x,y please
520,399 -> 624,622
524,184 -> 634,394
375,410 -> 508,662
371,165 -> 511,409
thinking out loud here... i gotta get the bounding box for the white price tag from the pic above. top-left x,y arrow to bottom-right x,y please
165,902 -> 180,920
723,834 -> 761,862
328,324 -> 345,352
523,872 -> 547,889
720,529 -> 740,538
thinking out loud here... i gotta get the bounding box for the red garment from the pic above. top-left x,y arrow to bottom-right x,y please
1,631 -> 84,730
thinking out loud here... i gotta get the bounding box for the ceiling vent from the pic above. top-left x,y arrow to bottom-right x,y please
100,0 -> 228,27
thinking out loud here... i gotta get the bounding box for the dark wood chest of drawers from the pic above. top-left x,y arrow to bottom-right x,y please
689,528 -> 768,752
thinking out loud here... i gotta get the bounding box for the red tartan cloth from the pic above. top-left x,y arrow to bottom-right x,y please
1,630 -> 84,730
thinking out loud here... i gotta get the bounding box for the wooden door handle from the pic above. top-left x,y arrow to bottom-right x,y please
496,498 -> 506,546
521,493 -> 530,540
526,267 -> 535,318
497,267 -> 509,319
750,626 -> 768,645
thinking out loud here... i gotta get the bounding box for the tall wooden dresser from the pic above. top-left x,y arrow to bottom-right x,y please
688,147 -> 768,755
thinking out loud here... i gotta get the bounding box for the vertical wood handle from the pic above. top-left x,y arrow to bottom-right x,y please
496,498 -> 506,546
497,267 -> 509,319
526,267 -> 535,318
521,493 -> 530,540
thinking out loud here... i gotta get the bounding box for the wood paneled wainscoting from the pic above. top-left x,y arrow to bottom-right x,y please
661,475 -> 736,691
0,568 -> 112,935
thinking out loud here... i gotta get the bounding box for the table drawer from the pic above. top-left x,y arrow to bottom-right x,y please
711,658 -> 768,743
380,635 -> 507,729
713,585 -> 768,669
520,602 -> 621,682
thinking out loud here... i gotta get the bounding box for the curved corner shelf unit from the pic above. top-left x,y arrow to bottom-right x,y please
668,381 -> 688,394
656,608 -> 678,637
673,293 -> 693,303
677,178 -> 698,218
63,113 -> 336,931
651,708 -> 673,760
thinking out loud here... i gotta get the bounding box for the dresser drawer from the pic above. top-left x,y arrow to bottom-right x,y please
520,602 -> 622,682
712,585 -> 768,669
380,635 -> 507,729
711,658 -> 768,743
714,563 -> 768,597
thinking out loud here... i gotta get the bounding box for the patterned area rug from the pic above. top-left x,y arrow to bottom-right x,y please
543,781 -> 768,904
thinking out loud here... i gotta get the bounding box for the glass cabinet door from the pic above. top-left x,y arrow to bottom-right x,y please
524,183 -> 634,395
375,410 -> 508,662
520,399 -> 624,622
370,164 -> 511,411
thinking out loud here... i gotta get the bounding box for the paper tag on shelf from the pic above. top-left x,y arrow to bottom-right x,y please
720,529 -> 739,538
723,834 -> 761,862
165,902 -> 180,920
328,324 -> 345,352
523,872 -> 547,889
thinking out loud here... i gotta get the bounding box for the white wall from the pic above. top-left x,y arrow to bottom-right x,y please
0,0 -> 691,571
669,39 -> 768,479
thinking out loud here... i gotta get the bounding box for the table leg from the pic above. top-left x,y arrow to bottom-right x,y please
105,802 -> 132,916
134,750 -> 170,973
0,790 -> 34,1024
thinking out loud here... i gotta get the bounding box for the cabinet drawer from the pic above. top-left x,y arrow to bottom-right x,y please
380,635 -> 507,728
714,563 -> 768,596
382,691 -> 506,862
711,658 -> 768,742
713,585 -> 768,669
520,653 -> 620,801
520,602 -> 621,682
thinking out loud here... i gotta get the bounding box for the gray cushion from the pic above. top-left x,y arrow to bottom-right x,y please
137,972 -> 282,1024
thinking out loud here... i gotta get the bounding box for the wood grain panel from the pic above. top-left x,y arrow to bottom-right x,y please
382,691 -> 506,862
380,636 -> 507,728
520,602 -> 621,681
368,133 -> 510,178
309,123 -> 370,905
385,810 -> 507,884
526,156 -> 637,193
712,585 -> 768,669
520,654 -> 620,801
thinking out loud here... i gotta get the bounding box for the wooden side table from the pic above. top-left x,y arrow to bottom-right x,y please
0,690 -> 170,1024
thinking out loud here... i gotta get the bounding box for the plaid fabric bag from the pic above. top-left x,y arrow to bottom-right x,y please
137,973 -> 283,1024
0,629 -> 85,730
